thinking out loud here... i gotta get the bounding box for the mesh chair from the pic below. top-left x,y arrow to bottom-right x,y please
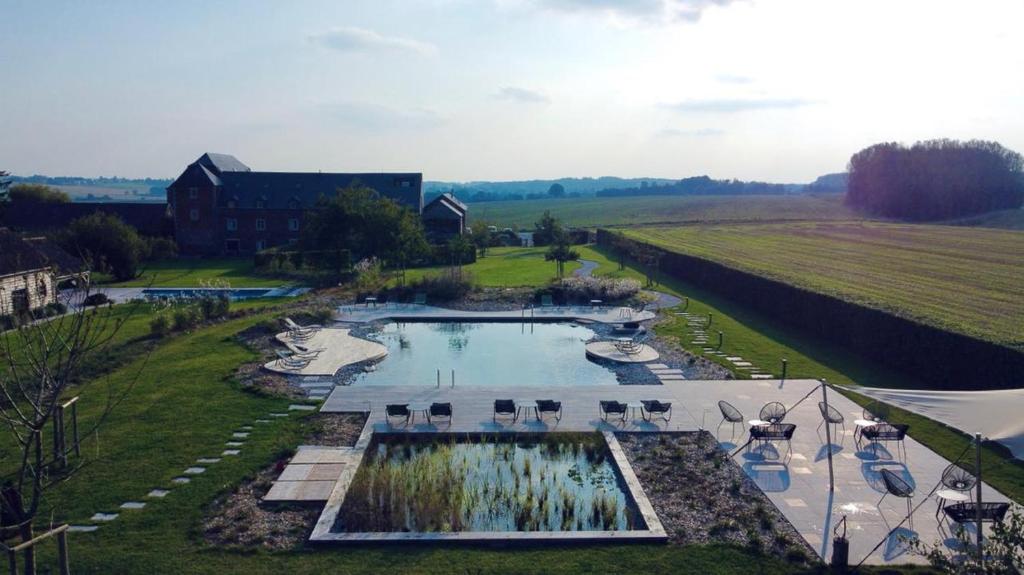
935,463 -> 976,519
428,402 -> 452,424
385,404 -> 410,426
536,400 -> 562,422
493,399 -> 518,422
759,402 -> 787,424
863,401 -> 889,423
717,400 -> 744,437
641,400 -> 672,422
817,401 -> 846,441
861,423 -> 910,461
878,468 -> 915,529
599,401 -> 627,422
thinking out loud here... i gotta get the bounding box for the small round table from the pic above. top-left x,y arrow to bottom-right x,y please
854,419 -> 878,443
934,489 -> 971,518
625,402 -> 646,420
516,400 -> 539,421
409,403 -> 430,424
748,419 -> 770,428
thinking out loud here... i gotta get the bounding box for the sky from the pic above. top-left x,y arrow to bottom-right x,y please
2,0 -> 1023,183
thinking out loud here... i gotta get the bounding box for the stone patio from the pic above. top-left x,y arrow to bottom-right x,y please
263,329 -> 388,377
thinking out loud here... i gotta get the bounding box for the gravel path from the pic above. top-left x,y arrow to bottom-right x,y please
574,259 -> 600,278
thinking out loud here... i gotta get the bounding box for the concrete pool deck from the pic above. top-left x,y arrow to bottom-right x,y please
319,378 -> 1013,565
335,303 -> 656,324
263,329 -> 388,377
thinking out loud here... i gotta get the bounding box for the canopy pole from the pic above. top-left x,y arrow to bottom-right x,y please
975,432 -> 983,567
821,379 -> 835,492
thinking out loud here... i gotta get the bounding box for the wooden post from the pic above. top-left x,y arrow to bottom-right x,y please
706,313 -> 713,328
717,331 -> 723,349
56,529 -> 69,575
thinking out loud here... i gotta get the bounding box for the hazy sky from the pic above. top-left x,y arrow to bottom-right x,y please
2,0 -> 1023,182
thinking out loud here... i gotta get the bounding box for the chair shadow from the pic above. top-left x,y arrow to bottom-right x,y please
815,443 -> 844,462
855,442 -> 896,462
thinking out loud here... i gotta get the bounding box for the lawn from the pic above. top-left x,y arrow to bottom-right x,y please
624,221 -> 1024,348
402,246 -> 579,287
105,258 -> 291,288
469,193 -> 860,229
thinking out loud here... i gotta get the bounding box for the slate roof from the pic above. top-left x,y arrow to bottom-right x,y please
199,153 -> 251,173
0,229 -> 84,277
423,193 -> 468,220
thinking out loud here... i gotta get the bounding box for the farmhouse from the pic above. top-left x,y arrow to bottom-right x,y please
421,192 -> 467,242
0,229 -> 84,318
167,153 -> 426,255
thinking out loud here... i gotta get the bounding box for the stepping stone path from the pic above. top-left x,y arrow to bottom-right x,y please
726,356 -> 744,362
147,489 -> 170,498
68,525 -> 99,533
184,467 -> 206,475
171,477 -> 191,484
120,501 -> 146,510
751,374 -> 774,379
269,412 -> 290,417
232,432 -> 249,439
225,441 -> 244,447
197,457 -> 221,464
91,513 -> 118,522
733,361 -> 753,367
289,404 -> 317,411
222,449 -> 241,456
240,425 -> 254,430
255,419 -> 271,424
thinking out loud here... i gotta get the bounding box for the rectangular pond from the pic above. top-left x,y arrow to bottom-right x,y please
354,321 -> 618,387
330,433 -> 650,536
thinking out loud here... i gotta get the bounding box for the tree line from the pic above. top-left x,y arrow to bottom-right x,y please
846,139 -> 1024,220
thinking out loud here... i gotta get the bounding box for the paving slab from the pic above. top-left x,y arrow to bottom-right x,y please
232,432 -> 250,438
171,477 -> 191,484
68,525 -> 99,532
184,467 -> 206,475
289,404 -> 317,411
264,480 -> 338,502
225,441 -> 244,447
91,513 -> 118,522
222,449 -> 241,456
120,501 -> 146,510
147,489 -> 170,498
197,457 -> 221,464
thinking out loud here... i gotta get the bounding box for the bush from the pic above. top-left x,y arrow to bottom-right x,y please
82,293 -> 110,307
0,315 -> 16,331
556,276 -> 641,302
143,236 -> 178,261
404,271 -> 476,302
149,314 -> 171,338
197,295 -> 230,320
310,306 -> 335,324
62,212 -> 145,281
172,308 -> 200,331
45,301 -> 67,316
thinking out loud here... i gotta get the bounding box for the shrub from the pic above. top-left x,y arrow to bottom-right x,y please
310,306 -> 335,324
407,270 -> 476,302
149,314 -> 171,338
556,276 -> 641,302
82,293 -> 110,307
143,236 -> 178,261
0,315 -> 16,331
62,212 -> 145,281
784,546 -> 809,563
44,301 -> 67,316
198,295 -> 230,320
172,308 -> 200,331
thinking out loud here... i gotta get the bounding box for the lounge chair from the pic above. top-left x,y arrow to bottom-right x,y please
540,294 -> 554,307
717,400 -> 744,438
614,338 -> 642,355
283,317 -> 321,340
599,400 -> 627,422
284,341 -> 324,358
493,399 -> 518,422
759,402 -> 787,424
385,404 -> 410,425
878,468 -> 915,529
428,402 -> 452,424
413,292 -> 427,305
860,423 -> 909,460
641,400 -> 672,422
275,350 -> 311,370
749,423 -> 796,461
536,400 -> 562,422
817,401 -> 846,441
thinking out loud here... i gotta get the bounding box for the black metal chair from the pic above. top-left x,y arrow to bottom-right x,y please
717,400 -> 744,437
878,468 -> 915,529
536,400 -> 562,422
428,402 -> 452,425
817,401 -> 846,441
935,463 -> 977,519
599,400 -> 627,422
749,423 -> 797,462
861,423 -> 910,461
943,502 -> 1010,527
493,399 -> 517,422
385,404 -> 410,426
759,401 -> 787,424
641,400 -> 672,422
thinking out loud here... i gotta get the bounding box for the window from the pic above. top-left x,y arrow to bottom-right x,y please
256,239 -> 266,251
288,218 -> 300,231
226,218 -> 238,231
400,180 -> 411,188
36,276 -> 48,297
189,209 -> 200,222
255,218 -> 266,231
288,199 -> 300,210
188,187 -> 198,199
255,199 -> 265,209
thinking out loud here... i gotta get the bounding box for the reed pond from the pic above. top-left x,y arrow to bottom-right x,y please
333,433 -> 643,533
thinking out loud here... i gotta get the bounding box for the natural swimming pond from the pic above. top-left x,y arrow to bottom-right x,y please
354,321 -> 618,386
333,433 -> 642,533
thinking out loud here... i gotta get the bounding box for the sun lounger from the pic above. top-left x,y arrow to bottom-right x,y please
275,350 -> 311,370
284,341 -> 324,358
540,294 -> 554,307
283,317 -> 321,340
414,292 -> 427,305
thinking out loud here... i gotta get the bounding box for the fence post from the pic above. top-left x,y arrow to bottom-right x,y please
781,359 -> 788,381
717,331 -> 723,349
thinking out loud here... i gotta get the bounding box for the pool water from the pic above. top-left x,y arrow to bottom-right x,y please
354,321 -> 618,386
334,433 -> 641,533
142,288 -> 273,301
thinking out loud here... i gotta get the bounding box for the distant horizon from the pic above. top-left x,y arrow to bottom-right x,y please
3,1 -> 1022,181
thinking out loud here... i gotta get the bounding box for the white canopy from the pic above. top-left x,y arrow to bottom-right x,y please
853,386 -> 1024,460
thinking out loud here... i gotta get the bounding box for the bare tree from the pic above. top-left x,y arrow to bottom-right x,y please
1,283 -> 144,574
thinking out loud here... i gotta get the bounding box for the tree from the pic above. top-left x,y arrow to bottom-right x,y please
1,287 -> 141,574
62,212 -> 145,282
8,183 -> 70,204
467,220 -> 494,257
544,229 -> 579,278
911,505 -> 1024,574
532,210 -> 564,247
0,171 -> 10,204
547,183 -> 566,198
846,139 -> 1024,220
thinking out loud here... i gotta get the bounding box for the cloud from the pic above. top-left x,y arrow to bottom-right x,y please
315,101 -> 446,131
660,97 -> 815,113
494,86 -> 550,104
655,127 -> 724,137
536,0 -> 738,23
308,27 -> 436,56
715,74 -> 753,84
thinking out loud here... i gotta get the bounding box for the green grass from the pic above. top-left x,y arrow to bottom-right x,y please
623,221 -> 1024,348
403,246 -> 579,287
469,193 -> 860,229
106,258 -> 290,288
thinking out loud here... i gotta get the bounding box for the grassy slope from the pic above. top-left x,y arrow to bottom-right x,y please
402,246 -> 580,287
107,258 -> 290,288
469,193 -> 859,229
624,221 -> 1024,348
577,245 -> 1024,504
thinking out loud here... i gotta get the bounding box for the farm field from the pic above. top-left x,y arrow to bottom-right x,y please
623,221 -> 1024,348
468,193 -> 860,229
